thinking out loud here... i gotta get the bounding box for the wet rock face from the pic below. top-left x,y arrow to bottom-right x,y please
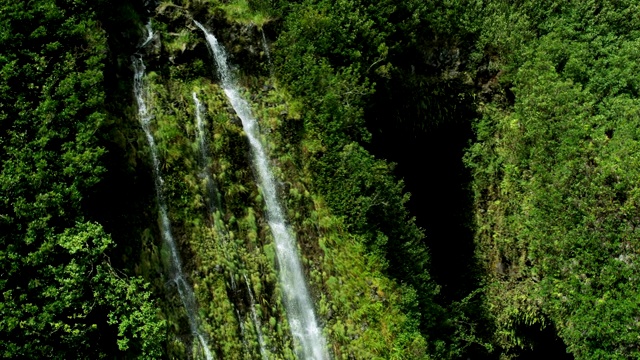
151,4 -> 272,80
404,35 -> 506,103
424,44 -> 462,76
218,22 -> 271,77
147,0 -> 280,80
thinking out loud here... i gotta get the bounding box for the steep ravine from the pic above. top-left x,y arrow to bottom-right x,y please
118,5 -> 576,358
116,2 -> 578,359
366,89 -> 574,360
364,43 -> 574,359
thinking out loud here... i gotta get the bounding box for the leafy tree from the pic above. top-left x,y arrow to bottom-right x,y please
0,0 -> 164,358
465,0 -> 640,358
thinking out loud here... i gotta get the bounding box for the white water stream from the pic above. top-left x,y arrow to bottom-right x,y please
260,29 -> 272,68
194,20 -> 329,360
140,21 -> 154,47
133,26 -> 214,360
193,78 -> 270,360
245,274 -> 269,360
193,92 -> 220,216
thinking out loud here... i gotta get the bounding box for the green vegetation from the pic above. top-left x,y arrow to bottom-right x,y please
464,1 -> 640,358
0,0 -> 164,358
2,0 -> 639,358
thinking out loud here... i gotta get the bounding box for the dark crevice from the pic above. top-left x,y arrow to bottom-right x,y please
365,73 -> 478,301
517,324 -> 574,360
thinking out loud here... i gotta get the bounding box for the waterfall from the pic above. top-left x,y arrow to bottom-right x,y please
133,25 -> 214,360
194,20 -> 330,360
260,29 -> 272,67
245,274 -> 269,360
192,92 -> 269,359
141,21 -> 154,47
192,92 -> 220,216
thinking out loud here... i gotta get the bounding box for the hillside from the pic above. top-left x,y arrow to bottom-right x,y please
1,0 -> 638,359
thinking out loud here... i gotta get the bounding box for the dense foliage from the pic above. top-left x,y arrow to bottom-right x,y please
3,0 -> 640,358
464,0 -> 640,358
0,0 -> 164,357
138,0 -> 438,356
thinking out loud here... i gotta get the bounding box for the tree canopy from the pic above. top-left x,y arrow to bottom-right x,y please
0,0 -> 164,357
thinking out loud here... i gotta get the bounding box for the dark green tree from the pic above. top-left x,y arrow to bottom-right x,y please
0,0 -> 164,358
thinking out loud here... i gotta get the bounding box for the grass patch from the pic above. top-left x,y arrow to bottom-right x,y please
219,0 -> 272,27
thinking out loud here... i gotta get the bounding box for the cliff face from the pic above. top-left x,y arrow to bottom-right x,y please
115,1 -> 436,358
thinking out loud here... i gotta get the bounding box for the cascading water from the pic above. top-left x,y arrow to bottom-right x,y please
141,21 -> 154,47
193,92 -> 220,216
192,92 -> 269,359
245,274 -> 269,360
193,90 -> 270,359
194,20 -> 330,360
133,26 -> 214,360
260,29 -> 272,68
